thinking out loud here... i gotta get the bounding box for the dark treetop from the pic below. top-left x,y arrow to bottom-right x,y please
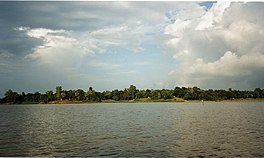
1,85 -> 264,104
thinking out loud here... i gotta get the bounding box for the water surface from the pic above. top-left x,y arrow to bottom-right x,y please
0,102 -> 263,157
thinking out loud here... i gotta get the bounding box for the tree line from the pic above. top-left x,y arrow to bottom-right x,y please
1,85 -> 264,104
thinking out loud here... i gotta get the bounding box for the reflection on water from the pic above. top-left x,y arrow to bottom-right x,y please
0,102 -> 263,157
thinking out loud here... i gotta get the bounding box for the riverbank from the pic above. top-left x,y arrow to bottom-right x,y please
1,98 -> 264,105
47,98 -> 186,104
183,98 -> 264,103
46,98 -> 264,104
48,100 -> 83,104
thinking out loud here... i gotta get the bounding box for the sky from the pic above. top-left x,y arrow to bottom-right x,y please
0,1 -> 264,96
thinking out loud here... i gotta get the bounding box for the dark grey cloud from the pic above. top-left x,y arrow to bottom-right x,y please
0,2 -> 98,30
0,2 -> 206,31
0,1 -> 190,57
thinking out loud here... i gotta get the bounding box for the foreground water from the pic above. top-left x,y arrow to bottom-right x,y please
0,102 -> 263,157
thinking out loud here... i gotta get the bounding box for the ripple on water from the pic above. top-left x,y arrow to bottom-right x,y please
0,102 -> 263,157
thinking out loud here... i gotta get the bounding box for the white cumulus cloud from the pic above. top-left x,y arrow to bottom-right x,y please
189,51 -> 264,77
16,25 -> 144,66
165,2 -> 264,89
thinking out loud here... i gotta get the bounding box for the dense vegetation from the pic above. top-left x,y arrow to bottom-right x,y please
1,85 -> 264,104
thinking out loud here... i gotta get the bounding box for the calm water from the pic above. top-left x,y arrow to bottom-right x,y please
0,102 -> 263,157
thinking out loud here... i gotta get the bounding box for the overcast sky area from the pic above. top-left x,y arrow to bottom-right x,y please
0,1 -> 264,96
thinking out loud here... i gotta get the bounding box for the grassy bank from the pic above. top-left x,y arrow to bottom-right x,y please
53,98 -> 264,104
3,98 -> 263,105
46,97 -> 186,104
49,100 -> 83,104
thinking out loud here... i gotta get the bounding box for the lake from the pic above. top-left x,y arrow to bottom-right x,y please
0,102 -> 263,157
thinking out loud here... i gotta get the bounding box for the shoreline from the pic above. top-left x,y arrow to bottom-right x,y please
1,98 -> 264,105
47,98 -> 264,104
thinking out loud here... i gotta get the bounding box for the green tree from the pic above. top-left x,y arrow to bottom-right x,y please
102,91 -> 112,100
33,92 -> 41,102
4,89 -> 22,104
86,87 -> 95,101
183,92 -> 192,100
40,94 -> 48,103
160,89 -> 173,99
75,89 -> 85,101
145,89 -> 151,98
253,88 -> 261,98
61,92 -> 66,100
112,89 -> 120,101
137,90 -> 146,99
94,92 -> 103,102
85,87 -> 102,102
192,86 -> 201,100
151,90 -> 161,100
66,90 -> 75,101
122,89 -> 130,100
46,91 -> 54,102
128,85 -> 138,100
56,86 -> 62,101
227,88 -> 235,99
5,89 -> 14,103
173,87 -> 186,98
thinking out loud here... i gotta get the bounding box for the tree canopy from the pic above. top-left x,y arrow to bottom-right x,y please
1,85 -> 264,104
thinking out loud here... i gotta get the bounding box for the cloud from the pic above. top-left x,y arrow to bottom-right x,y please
0,49 -> 14,58
0,49 -> 15,72
1,1 -> 264,95
0,1 -> 215,96
165,2 -> 264,89
189,51 -> 264,77
16,25 -> 144,65
165,19 -> 192,37
11,24 -> 147,91
107,70 -> 137,75
195,2 -> 231,31
89,25 -> 144,52
88,60 -> 120,69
